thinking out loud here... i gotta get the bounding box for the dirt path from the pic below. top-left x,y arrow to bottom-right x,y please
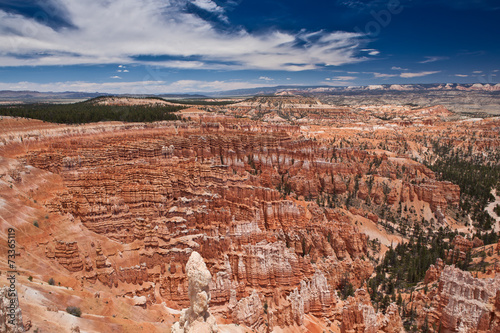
485,189 -> 500,232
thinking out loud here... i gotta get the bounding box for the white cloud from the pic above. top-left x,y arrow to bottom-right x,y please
329,76 -> 357,81
190,0 -> 224,13
455,74 -> 468,77
419,56 -> 448,63
472,70 -> 483,74
361,49 -> 380,56
110,76 -> 122,79
400,71 -> 440,78
0,0 -> 367,71
259,76 -> 274,81
189,0 -> 228,23
391,66 -> 408,71
373,73 -> 397,78
0,79 -> 276,94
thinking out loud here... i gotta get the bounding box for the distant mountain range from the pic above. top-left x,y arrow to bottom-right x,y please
0,90 -> 207,103
0,83 -> 499,102
209,83 -> 500,97
0,90 -> 102,101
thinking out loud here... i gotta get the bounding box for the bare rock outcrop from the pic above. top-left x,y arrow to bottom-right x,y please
446,235 -> 473,263
341,289 -> 404,333
0,286 -> 24,333
490,291 -> 500,333
426,265 -> 500,332
424,258 -> 445,284
471,237 -> 484,249
230,290 -> 265,331
46,240 -> 84,272
171,251 -> 218,333
451,235 -> 473,253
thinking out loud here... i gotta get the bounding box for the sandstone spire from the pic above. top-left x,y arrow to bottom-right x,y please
171,251 -> 218,333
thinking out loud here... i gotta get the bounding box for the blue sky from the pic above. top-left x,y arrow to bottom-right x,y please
0,0 -> 498,93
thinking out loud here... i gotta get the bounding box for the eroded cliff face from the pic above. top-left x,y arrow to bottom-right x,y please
417,265 -> 500,333
341,289 -> 404,333
25,130 -> 459,235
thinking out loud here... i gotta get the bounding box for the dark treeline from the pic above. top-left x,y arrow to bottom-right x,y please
0,102 -> 184,124
368,226 -> 452,314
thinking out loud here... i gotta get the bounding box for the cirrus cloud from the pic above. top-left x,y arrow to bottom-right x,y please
326,76 -> 357,81
400,71 -> 440,78
373,72 -> 397,78
419,56 -> 449,64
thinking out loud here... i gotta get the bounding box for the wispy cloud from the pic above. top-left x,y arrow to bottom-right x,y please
400,71 -> 440,78
327,76 -> 357,81
259,76 -> 274,81
373,73 -> 397,78
110,76 -> 122,79
419,56 -> 448,63
190,0 -> 226,16
361,49 -> 380,56
391,66 -> 408,71
472,70 -> 483,74
455,74 -> 468,77
0,0 -> 371,71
